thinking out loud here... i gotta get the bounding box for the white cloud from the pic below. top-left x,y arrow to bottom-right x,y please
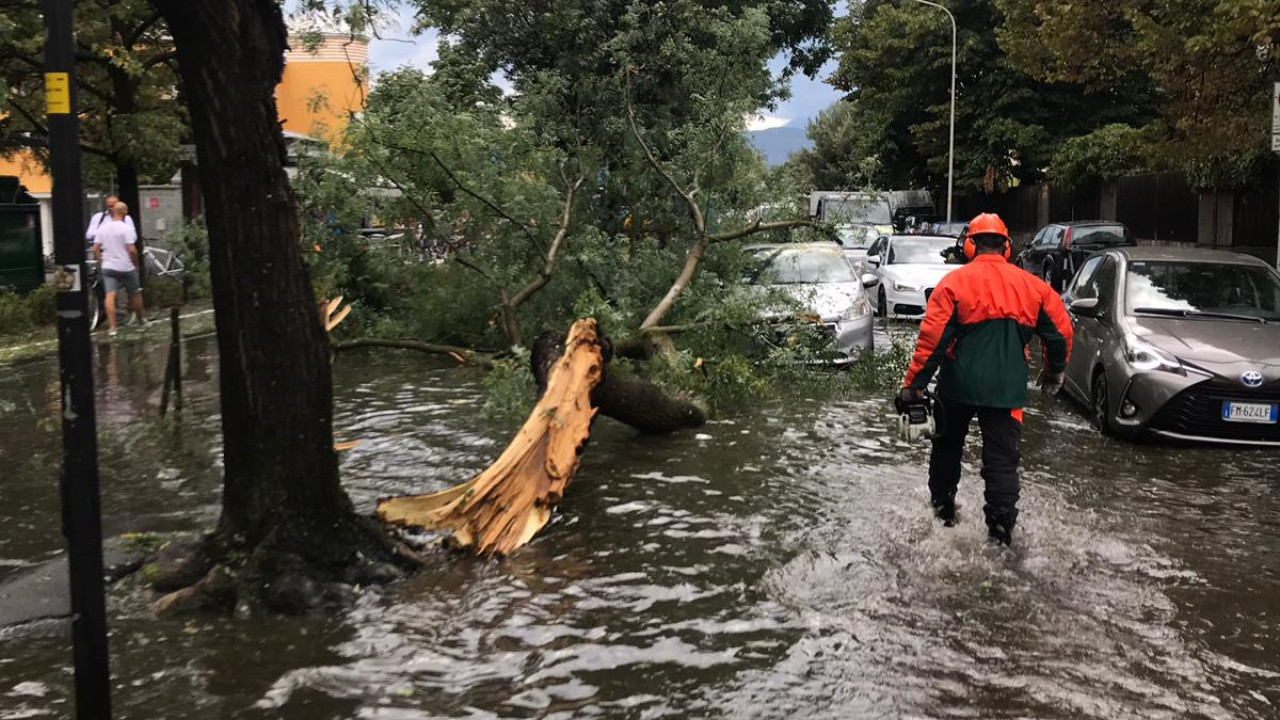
746,114 -> 792,132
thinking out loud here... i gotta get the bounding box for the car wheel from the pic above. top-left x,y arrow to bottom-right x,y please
1091,371 -> 1114,436
877,287 -> 888,317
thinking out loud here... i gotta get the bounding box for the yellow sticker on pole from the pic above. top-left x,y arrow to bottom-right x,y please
45,72 -> 71,114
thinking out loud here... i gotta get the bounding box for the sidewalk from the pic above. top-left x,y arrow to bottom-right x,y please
0,303 -> 216,365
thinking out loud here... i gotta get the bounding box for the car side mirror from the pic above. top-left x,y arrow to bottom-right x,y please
1069,297 -> 1102,318
865,254 -> 881,267
861,273 -> 879,288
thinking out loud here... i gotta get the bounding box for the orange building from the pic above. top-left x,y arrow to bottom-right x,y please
278,29 -> 370,142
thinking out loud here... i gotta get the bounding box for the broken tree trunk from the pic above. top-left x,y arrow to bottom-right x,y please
533,332 -> 707,434
376,319 -> 605,556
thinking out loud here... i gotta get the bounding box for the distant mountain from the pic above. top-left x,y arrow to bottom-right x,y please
746,126 -> 812,167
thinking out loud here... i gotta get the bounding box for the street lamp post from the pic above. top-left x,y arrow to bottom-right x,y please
908,0 -> 957,224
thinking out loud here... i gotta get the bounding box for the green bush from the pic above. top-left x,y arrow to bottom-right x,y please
0,285 -> 58,338
166,220 -> 211,299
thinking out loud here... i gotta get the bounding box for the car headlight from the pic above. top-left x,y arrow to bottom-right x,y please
893,281 -> 920,292
1124,335 -> 1183,374
841,298 -> 872,321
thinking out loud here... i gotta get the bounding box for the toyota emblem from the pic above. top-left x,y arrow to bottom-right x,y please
1241,371 -> 1264,388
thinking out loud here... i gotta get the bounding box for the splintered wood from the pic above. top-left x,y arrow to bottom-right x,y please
376,319 -> 604,556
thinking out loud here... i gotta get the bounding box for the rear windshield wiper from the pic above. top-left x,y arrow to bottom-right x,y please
1133,307 -> 1268,324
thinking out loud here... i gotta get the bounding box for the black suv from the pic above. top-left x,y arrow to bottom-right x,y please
1017,221 -> 1135,291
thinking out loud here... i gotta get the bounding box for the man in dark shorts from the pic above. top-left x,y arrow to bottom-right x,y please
91,202 -> 147,336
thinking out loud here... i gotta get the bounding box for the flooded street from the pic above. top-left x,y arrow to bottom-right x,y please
1,335 -> 1277,719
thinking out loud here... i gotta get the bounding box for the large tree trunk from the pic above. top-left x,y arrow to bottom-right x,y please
532,332 -> 706,434
114,161 -> 145,285
149,0 -> 398,610
114,161 -> 142,237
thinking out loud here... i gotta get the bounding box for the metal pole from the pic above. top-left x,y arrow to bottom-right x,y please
171,306 -> 183,410
42,0 -> 113,717
909,0 -> 957,223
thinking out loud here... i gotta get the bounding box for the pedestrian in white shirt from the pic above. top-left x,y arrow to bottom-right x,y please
91,202 -> 146,336
84,195 -> 135,245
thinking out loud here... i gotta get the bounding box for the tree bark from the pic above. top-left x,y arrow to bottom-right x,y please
149,0 -> 397,607
532,331 -> 706,434
378,320 -> 606,556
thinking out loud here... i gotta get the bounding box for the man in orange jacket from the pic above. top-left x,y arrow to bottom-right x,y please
899,213 -> 1073,546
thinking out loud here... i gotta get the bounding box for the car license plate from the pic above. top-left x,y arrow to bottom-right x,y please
1221,401 -> 1279,424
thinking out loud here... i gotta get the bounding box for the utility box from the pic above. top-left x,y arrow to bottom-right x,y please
0,176 -> 44,294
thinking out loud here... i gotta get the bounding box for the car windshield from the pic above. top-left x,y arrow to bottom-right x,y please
1072,224 -> 1131,247
823,198 -> 892,225
889,237 -> 953,264
1127,260 -> 1280,321
836,225 -> 875,249
752,250 -> 856,285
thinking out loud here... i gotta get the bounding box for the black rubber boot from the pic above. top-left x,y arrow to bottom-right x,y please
987,522 -> 1013,547
931,497 -> 957,527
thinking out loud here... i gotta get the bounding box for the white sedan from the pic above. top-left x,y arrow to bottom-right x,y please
864,235 -> 961,319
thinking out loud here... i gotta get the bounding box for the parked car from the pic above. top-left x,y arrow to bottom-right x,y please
835,224 -> 879,271
930,221 -> 968,238
1060,247 -> 1280,446
1018,220 -> 1135,291
863,234 -> 960,319
889,189 -> 934,232
744,242 -> 876,361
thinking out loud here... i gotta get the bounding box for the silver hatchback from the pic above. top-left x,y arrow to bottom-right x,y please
745,242 -> 876,362
1061,247 -> 1280,446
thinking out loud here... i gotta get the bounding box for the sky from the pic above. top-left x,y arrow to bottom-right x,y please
349,6 -> 843,132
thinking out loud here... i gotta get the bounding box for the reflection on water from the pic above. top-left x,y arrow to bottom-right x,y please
0,335 -> 1277,719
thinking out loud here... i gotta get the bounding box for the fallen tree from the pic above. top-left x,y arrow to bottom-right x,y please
376,319 -> 706,556
532,332 -> 706,434
377,319 -> 604,556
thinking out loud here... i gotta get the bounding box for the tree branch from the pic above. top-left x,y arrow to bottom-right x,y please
508,174 -> 585,308
361,130 -> 548,259
453,255 -> 495,282
708,219 -> 821,243
333,338 -> 495,368
691,124 -> 732,195
624,66 -> 706,234
141,50 -> 179,69
126,12 -> 164,47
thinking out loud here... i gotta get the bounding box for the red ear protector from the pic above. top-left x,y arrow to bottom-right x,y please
962,235 -> 1011,260
962,213 -> 1012,260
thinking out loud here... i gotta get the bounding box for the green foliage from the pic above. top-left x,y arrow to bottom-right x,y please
480,347 -> 536,421
284,1 -> 889,413
1049,124 -> 1151,186
997,0 -> 1279,187
0,285 -> 55,337
843,332 -> 913,393
163,220 -> 212,299
787,101 -> 887,191
827,0 -> 1152,195
0,0 -> 185,189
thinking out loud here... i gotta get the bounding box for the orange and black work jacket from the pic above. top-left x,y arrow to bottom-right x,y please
902,254 -> 1073,409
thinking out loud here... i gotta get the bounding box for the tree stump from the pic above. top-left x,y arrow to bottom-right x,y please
376,318 -> 605,556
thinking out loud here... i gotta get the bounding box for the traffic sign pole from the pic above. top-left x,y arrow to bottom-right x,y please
43,0 -> 113,717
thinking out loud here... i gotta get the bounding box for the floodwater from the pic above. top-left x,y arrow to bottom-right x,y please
1,332 -> 1277,719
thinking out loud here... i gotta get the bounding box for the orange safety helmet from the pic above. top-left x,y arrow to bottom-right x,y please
962,212 -> 1011,260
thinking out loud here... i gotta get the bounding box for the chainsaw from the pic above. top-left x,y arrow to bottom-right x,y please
895,388 -> 945,443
